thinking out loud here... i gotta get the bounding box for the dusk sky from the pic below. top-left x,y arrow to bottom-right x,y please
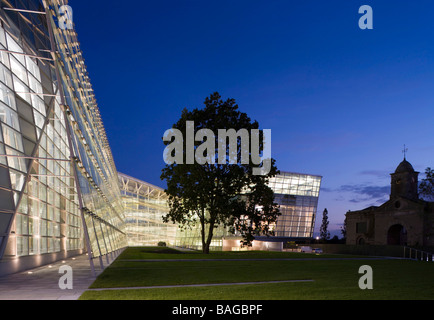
71,0 -> 434,237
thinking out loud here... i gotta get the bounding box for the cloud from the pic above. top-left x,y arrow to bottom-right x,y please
320,187 -> 333,192
340,185 -> 389,197
327,184 -> 390,204
359,170 -> 390,178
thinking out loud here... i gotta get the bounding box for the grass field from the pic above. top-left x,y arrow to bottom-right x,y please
79,246 -> 434,300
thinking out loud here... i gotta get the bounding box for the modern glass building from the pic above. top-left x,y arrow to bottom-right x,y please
118,172 -> 228,251
174,221 -> 229,252
0,0 -> 322,276
267,171 -> 322,239
221,171 -> 322,251
171,171 -> 322,250
118,172 -> 177,247
117,171 -> 322,251
0,0 -> 126,276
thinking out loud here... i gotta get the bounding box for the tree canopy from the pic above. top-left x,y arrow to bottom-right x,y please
419,167 -> 434,201
161,92 -> 280,253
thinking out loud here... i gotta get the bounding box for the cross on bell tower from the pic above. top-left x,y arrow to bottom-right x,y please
402,144 -> 408,160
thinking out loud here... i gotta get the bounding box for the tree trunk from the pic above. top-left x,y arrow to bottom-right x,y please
203,218 -> 215,254
200,211 -> 207,254
203,244 -> 210,254
200,218 -> 215,254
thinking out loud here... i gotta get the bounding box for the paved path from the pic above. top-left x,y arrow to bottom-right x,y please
0,251 -> 122,300
87,279 -> 315,291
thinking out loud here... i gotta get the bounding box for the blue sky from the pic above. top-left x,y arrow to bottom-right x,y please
71,0 -> 434,236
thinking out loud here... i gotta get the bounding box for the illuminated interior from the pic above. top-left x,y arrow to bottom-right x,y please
0,1 -> 322,275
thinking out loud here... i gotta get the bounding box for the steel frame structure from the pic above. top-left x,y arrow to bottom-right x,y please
0,0 -> 126,277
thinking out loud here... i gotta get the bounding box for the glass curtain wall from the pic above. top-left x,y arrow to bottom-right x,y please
0,1 -> 322,260
174,224 -> 228,252
118,173 -> 177,246
0,0 -> 83,258
43,0 -> 127,257
0,0 -> 126,263
268,172 -> 322,238
173,171 -> 321,250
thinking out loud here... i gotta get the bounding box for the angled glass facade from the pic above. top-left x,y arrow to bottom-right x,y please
167,171 -> 322,250
0,0 -> 126,276
172,171 -> 322,250
118,172 -> 229,251
45,1 -> 126,258
174,222 -> 229,252
118,173 -> 176,246
268,172 -> 322,238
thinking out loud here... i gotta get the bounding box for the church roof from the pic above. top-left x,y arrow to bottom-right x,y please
395,159 -> 415,173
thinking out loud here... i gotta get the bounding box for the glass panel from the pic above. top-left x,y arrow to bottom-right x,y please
29,236 -> 38,255
13,76 -> 31,104
40,237 -> 47,254
16,214 -> 29,235
18,193 -> 28,214
47,238 -> 53,252
0,143 -> 6,166
28,74 -> 42,94
5,147 -> 26,172
0,63 -> 12,88
0,82 -> 16,109
34,110 -> 45,129
25,56 -> 40,80
6,33 -> 25,66
16,236 -> 29,256
31,94 -> 46,116
10,56 -> 28,85
0,28 -> 6,47
2,124 -> 23,152
40,219 -> 47,236
9,169 -> 25,191
0,102 -> 20,130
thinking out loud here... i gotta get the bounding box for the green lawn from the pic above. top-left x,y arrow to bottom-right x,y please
114,246 -> 364,260
79,246 -> 434,300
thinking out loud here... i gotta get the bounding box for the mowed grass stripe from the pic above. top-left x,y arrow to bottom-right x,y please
116,246 -> 367,260
80,281 -> 319,300
81,247 -> 434,300
87,279 -> 314,291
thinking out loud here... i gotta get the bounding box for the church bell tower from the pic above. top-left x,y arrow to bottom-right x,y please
390,156 -> 419,201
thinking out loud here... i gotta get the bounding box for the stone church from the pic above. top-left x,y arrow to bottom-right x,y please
346,158 -> 434,247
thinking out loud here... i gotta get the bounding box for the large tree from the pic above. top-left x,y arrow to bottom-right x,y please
419,167 -> 434,201
161,92 -> 280,253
